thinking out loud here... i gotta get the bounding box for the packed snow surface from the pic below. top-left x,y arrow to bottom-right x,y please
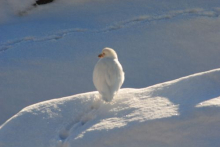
1,0 -> 220,129
1,1 -> 220,147
0,69 -> 220,147
1,0 -> 220,125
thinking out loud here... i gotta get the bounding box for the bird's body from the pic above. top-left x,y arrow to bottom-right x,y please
93,48 -> 124,102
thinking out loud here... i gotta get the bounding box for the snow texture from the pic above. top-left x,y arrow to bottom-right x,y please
0,69 -> 220,147
1,0 -> 220,132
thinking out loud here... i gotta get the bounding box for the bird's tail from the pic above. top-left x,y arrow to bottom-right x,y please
100,93 -> 115,102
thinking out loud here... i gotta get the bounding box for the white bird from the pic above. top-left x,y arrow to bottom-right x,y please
93,47 -> 125,102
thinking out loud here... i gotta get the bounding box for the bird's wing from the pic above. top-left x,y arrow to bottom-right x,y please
105,62 -> 117,87
104,59 -> 124,94
93,59 -> 110,93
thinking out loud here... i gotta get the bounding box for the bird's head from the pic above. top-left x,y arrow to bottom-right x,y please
98,47 -> 118,59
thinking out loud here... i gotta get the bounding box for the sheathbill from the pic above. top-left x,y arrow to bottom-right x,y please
93,47 -> 125,102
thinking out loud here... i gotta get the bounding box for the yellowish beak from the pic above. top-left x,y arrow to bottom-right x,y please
98,53 -> 104,58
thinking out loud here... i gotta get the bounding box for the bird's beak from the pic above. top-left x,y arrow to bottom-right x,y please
98,53 -> 104,58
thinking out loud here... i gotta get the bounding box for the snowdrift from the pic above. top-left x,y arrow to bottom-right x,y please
0,69 -> 220,147
1,0 -> 220,125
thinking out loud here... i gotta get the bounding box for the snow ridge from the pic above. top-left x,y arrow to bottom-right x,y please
0,28 -> 86,53
0,7 -> 219,53
58,98 -> 101,147
101,7 -> 220,32
0,69 -> 220,147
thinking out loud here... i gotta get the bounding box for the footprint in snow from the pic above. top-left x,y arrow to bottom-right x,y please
58,98 -> 102,141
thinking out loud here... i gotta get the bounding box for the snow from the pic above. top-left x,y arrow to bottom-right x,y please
0,68 -> 220,147
1,0 -> 220,146
1,0 -> 220,125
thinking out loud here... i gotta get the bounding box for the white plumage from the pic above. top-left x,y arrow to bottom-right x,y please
93,47 -> 125,102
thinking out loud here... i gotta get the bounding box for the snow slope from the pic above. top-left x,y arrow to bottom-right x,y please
1,0 -> 220,125
0,69 -> 220,147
